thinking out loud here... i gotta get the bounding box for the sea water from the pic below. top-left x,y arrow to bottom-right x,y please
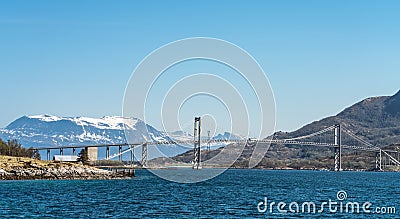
0,169 -> 399,218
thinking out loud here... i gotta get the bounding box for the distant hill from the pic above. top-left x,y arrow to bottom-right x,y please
275,90 -> 400,146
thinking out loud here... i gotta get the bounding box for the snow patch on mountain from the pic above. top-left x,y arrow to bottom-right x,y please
212,132 -> 244,141
27,115 -> 138,130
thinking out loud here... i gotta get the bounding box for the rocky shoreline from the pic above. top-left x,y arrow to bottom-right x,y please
0,155 -> 133,180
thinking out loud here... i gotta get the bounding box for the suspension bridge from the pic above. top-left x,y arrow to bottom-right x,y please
35,117 -> 400,171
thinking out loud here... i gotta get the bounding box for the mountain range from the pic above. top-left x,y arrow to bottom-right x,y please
0,115 -> 232,159
1,90 -> 399,162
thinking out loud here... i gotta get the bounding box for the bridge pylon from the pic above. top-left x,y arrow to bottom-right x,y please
375,149 -> 382,171
334,124 -> 342,171
141,143 -> 148,167
193,117 -> 202,170
207,130 -> 211,151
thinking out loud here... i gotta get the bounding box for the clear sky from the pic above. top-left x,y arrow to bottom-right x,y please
1,0 -> 399,134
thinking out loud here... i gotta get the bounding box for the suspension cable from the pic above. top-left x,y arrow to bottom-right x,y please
282,125 -> 337,141
341,127 -> 375,148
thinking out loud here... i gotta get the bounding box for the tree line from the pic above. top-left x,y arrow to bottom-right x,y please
0,138 -> 41,159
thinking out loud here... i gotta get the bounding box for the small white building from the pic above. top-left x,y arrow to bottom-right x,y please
53,155 -> 78,162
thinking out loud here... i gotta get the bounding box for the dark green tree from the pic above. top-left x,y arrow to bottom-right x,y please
77,148 -> 89,165
0,138 -> 40,159
7,139 -> 23,156
0,139 -> 7,155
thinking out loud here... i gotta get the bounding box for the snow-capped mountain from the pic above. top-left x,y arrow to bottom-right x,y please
167,131 -> 193,142
212,132 -> 243,141
0,115 -> 171,148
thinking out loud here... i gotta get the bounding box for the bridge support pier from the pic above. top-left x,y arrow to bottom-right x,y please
118,146 -> 123,162
47,149 -> 50,160
106,146 -> 110,160
141,143 -> 148,167
72,148 -> 76,156
193,117 -> 201,170
334,124 -> 342,171
60,148 -> 64,156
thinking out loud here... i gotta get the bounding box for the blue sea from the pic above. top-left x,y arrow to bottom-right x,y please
0,169 -> 399,218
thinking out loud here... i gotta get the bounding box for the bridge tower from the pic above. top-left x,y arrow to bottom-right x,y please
375,149 -> 382,171
334,124 -> 342,171
193,117 -> 202,169
207,130 -> 211,151
142,143 -> 148,167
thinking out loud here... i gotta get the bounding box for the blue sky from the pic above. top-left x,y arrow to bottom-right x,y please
1,0 -> 399,133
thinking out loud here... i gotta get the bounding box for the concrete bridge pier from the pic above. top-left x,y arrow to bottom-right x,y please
118,146 -> 122,162
106,146 -> 110,160
47,149 -> 51,160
